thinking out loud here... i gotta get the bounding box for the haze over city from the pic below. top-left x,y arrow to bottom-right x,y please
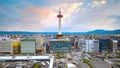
0,0 -> 120,32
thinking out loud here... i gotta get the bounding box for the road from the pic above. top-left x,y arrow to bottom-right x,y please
70,48 -> 90,68
91,61 -> 111,68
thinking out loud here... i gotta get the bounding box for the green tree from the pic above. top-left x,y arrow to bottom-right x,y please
33,64 -> 41,68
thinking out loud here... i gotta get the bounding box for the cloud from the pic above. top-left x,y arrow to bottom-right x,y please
65,1 -> 120,32
92,0 -> 100,7
92,0 -> 107,7
100,0 -> 107,5
53,2 -> 84,26
58,2 -> 83,17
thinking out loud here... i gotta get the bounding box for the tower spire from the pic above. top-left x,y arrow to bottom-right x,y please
59,8 -> 61,14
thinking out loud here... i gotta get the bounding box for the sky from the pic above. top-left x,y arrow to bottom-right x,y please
0,0 -> 120,32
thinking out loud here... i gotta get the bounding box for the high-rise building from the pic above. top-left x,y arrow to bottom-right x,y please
21,39 -> 36,54
78,39 -> 99,53
118,39 -> 120,51
112,40 -> 118,52
99,39 -> 111,52
85,40 -> 99,53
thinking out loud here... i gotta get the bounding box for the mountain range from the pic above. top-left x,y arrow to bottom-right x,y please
0,29 -> 120,34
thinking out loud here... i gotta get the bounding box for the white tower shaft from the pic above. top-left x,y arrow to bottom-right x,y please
57,8 -> 63,35
59,18 -> 62,34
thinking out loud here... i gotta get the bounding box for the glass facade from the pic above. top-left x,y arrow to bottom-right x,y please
50,40 -> 71,51
99,39 -> 111,52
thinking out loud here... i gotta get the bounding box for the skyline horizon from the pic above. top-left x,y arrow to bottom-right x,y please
0,29 -> 120,34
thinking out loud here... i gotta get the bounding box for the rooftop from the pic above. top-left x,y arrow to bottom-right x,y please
50,38 -> 70,41
0,56 -> 54,68
21,39 -> 36,41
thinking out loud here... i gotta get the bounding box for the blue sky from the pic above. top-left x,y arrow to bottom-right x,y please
0,0 -> 120,32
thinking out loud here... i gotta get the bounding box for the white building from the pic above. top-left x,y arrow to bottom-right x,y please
0,39 -> 12,54
85,40 -> 99,53
78,39 -> 99,53
112,40 -> 118,52
67,63 -> 77,68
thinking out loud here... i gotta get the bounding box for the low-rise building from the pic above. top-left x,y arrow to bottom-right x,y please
12,41 -> 21,54
0,39 -> 12,54
49,38 -> 71,51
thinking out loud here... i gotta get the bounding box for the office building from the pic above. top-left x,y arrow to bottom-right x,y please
49,39 -> 71,51
78,39 -> 99,53
21,39 -> 36,54
0,39 -> 12,54
12,41 -> 21,54
99,39 -> 111,52
78,39 -> 86,48
85,40 -> 99,53
118,39 -> 120,51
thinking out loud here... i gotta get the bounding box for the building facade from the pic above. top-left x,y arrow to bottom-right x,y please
12,41 -> 21,54
49,39 -> 71,51
85,40 -> 99,53
21,39 -> 36,54
0,39 -> 12,54
118,39 -> 120,51
78,39 -> 99,53
99,39 -> 111,52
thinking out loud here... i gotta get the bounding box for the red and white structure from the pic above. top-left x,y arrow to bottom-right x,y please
57,8 -> 63,35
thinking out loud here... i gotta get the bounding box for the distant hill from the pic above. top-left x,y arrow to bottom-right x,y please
86,29 -> 120,34
0,29 -> 120,34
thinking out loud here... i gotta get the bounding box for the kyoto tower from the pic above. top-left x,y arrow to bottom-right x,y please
57,8 -> 63,38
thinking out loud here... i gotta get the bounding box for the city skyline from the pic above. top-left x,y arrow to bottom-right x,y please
0,0 -> 120,32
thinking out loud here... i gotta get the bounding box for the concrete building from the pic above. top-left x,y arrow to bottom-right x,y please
21,39 -> 36,54
49,38 -> 71,51
78,39 -> 86,50
12,41 -> 21,54
78,39 -> 99,53
85,40 -> 99,53
112,40 -> 118,52
0,39 -> 12,54
36,37 -> 45,53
